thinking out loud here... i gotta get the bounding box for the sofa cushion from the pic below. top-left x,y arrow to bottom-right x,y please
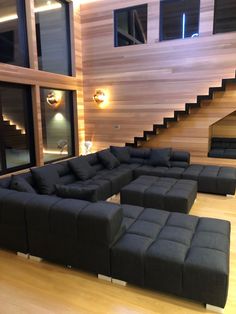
10,175 -> 36,193
69,157 -> 96,181
31,165 -> 60,195
149,148 -> 172,167
98,149 -> 120,169
129,147 -> 150,159
110,146 -> 130,163
55,184 -> 97,202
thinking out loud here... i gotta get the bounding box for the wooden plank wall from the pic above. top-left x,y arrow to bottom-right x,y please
80,0 -> 236,153
143,83 -> 236,166
211,111 -> 236,138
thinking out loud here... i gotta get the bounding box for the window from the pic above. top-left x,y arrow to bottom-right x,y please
0,0 -> 29,67
34,0 -> 71,75
0,82 -> 35,175
214,0 -> 236,34
160,0 -> 200,41
40,88 -> 74,163
114,4 -> 148,47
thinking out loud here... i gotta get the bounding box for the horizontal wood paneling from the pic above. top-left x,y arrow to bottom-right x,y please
81,0 -> 236,153
143,83 -> 236,164
211,111 -> 236,138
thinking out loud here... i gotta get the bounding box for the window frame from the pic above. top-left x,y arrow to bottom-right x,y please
159,0 -> 201,42
0,82 -> 35,175
213,0 -> 236,35
35,0 -> 72,76
0,0 -> 29,67
114,4 -> 148,48
39,87 -> 75,165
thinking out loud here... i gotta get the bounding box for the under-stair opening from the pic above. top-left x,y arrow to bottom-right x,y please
208,111 -> 236,159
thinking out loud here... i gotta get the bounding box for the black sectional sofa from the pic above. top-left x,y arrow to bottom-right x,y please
0,146 -> 235,311
208,137 -> 236,159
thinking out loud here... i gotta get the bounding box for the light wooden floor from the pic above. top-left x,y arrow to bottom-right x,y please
0,193 -> 235,314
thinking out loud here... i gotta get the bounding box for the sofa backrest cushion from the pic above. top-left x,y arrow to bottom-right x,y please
84,153 -> 104,172
98,149 -> 120,169
110,146 -> 130,163
55,184 -> 97,202
129,147 -> 150,159
0,177 -> 11,188
10,175 -> 36,193
148,148 -> 172,167
31,165 -> 61,195
69,157 -> 96,181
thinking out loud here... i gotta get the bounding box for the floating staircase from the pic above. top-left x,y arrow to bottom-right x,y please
126,75 -> 236,148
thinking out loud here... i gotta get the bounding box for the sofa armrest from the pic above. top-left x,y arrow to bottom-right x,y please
78,201 -> 124,246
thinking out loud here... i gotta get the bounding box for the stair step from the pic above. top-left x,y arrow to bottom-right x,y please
125,143 -> 136,147
153,123 -> 167,130
126,72 -> 236,147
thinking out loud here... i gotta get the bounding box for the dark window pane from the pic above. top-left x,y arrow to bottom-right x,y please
0,0 -> 28,67
114,4 -> 148,47
40,88 -> 74,163
35,0 -> 71,75
0,82 -> 35,174
160,0 -> 200,41
214,0 -> 236,34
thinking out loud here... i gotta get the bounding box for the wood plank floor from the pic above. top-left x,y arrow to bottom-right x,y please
0,193 -> 235,314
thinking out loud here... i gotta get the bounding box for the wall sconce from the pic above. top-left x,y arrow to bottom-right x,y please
84,141 -> 93,155
46,91 -> 61,109
93,89 -> 107,109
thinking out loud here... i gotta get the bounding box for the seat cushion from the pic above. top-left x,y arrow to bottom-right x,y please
31,165 -> 60,195
69,157 -> 96,181
98,149 -> 120,170
10,175 -> 36,193
149,148 -> 172,167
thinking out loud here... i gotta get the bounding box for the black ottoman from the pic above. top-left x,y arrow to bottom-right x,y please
111,205 -> 230,309
120,175 -> 197,213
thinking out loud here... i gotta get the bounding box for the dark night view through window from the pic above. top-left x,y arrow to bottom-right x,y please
160,0 -> 200,41
114,4 -> 148,47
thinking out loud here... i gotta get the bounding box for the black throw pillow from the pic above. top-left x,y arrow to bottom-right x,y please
31,165 -> 60,195
55,184 -> 97,202
97,149 -> 120,170
110,146 -> 130,163
10,175 -> 36,193
69,157 -> 96,181
149,148 -> 172,167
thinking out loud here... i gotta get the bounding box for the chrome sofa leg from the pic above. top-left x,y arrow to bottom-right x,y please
112,278 -> 127,286
206,304 -> 224,313
29,255 -> 42,262
17,252 -> 29,259
98,274 -> 112,282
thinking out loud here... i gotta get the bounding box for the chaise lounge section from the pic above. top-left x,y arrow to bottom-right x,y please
112,205 -> 230,309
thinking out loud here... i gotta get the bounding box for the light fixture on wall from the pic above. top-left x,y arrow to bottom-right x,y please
93,89 -> 107,109
84,141 -> 93,155
46,91 -> 62,109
